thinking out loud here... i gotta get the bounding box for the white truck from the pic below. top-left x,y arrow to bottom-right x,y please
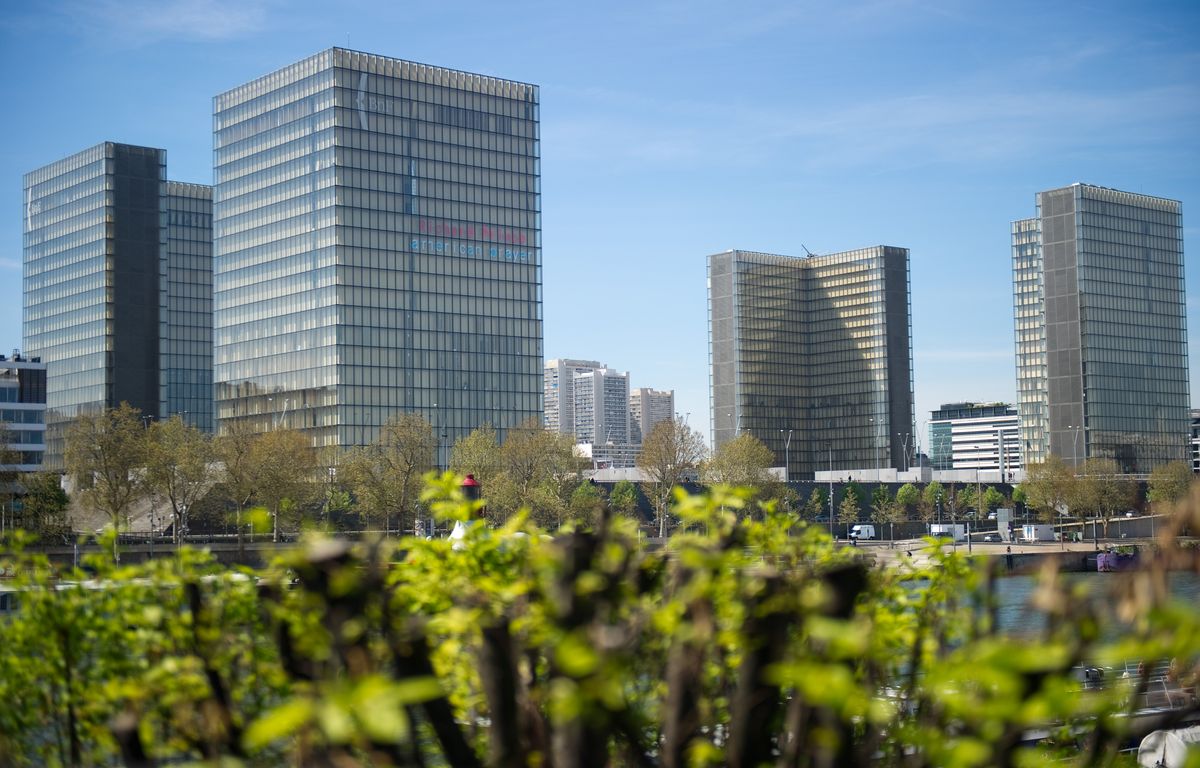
1021,524 -> 1056,543
930,523 -> 966,542
849,524 -> 876,540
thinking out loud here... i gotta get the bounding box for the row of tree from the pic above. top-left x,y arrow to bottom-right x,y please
51,405 -> 713,541
45,404 -> 1200,544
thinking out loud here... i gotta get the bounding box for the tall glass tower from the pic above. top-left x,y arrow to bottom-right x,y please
707,246 -> 914,480
1012,184 -> 1189,473
24,143 -> 168,467
213,49 -> 542,462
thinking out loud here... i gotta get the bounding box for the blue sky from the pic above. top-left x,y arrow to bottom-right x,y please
2,0 -> 1198,451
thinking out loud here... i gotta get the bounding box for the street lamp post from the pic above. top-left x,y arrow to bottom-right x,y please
898,432 -> 911,473
780,429 -> 793,483
1068,424 -> 1081,466
828,441 -> 834,537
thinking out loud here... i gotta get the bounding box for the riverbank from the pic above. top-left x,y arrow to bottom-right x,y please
860,538 -> 1180,574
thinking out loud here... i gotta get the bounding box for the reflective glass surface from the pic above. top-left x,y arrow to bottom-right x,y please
162,182 -> 214,432
24,143 -> 166,466
214,49 -> 543,456
708,247 -> 914,479
1013,184 -> 1189,473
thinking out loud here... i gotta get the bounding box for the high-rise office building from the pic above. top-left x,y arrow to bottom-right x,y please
1012,184 -> 1189,473
708,247 -> 914,479
544,358 -> 603,434
162,182 -> 214,432
23,142 -> 212,467
213,48 -> 542,462
928,402 -> 1021,475
630,387 -> 674,444
572,368 -> 629,445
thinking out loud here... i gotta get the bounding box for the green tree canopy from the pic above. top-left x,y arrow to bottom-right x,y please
701,433 -> 774,489
63,403 -> 148,560
341,413 -> 437,535
144,415 -> 214,544
1022,456 -> 1076,522
895,483 -> 920,517
1148,460 -> 1193,509
802,486 -> 827,521
607,480 -> 640,518
637,418 -> 707,536
449,423 -> 500,486
14,472 -> 70,539
919,481 -> 944,522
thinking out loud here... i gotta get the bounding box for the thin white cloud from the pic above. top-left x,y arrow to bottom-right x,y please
73,0 -> 270,43
0,258 -> 21,271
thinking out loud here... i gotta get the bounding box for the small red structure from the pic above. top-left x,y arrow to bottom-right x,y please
461,474 -> 482,503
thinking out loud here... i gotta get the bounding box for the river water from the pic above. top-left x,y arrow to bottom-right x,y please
993,570 -> 1200,638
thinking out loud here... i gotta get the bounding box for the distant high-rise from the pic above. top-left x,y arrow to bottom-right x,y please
544,359 -> 603,434
23,142 -> 212,466
928,402 -> 1021,474
629,387 -> 674,443
572,368 -> 629,445
0,352 -> 47,472
213,49 -> 542,462
708,247 -> 914,479
1012,184 -> 1189,473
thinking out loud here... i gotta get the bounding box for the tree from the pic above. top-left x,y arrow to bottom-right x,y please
215,421 -> 259,549
1023,456 -> 1076,523
568,480 -> 605,525
1148,460 -> 1193,510
15,472 -> 70,539
870,486 -> 892,523
144,415 -> 215,545
982,486 -> 1006,517
919,481 -> 944,523
63,404 -> 148,561
608,480 -> 640,518
955,485 -> 978,520
485,419 -> 584,527
895,483 -> 920,519
250,428 -> 318,541
449,423 -> 501,486
341,414 -> 436,536
837,486 -> 860,527
802,487 -> 827,522
637,419 -> 707,536
1072,457 -> 1137,538
701,433 -> 774,489
1011,484 -> 1028,518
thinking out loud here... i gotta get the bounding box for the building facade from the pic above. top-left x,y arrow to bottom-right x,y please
162,182 -> 214,432
1190,409 -> 1199,473
1012,184 -> 1189,473
708,246 -> 915,480
572,368 -> 629,445
213,48 -> 542,462
24,143 -> 212,466
544,358 -> 602,434
928,402 -> 1021,476
630,387 -> 674,444
0,353 -> 47,472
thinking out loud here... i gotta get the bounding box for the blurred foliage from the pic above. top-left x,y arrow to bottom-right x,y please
0,475 -> 1198,767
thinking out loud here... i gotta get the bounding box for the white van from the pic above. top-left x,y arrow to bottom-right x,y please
849,524 -> 876,540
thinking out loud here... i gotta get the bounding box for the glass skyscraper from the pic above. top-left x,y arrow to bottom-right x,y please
213,48 -> 542,460
24,143 -> 211,466
163,182 -> 214,432
708,247 -> 914,479
1012,183 -> 1189,473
